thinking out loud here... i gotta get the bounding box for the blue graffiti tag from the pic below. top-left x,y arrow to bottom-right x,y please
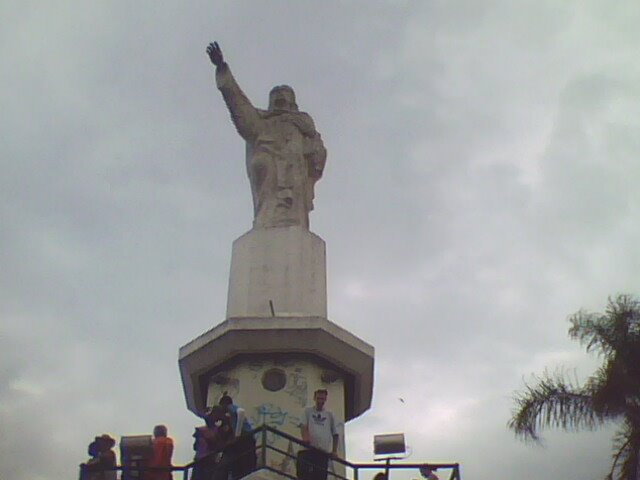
255,403 -> 289,427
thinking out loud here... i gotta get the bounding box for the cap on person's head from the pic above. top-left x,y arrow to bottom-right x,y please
95,434 -> 116,448
218,391 -> 233,406
153,425 -> 168,437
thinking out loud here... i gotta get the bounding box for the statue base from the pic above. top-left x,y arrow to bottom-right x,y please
226,227 -> 327,319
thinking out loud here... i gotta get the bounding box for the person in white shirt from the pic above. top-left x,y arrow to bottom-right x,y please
298,389 -> 338,480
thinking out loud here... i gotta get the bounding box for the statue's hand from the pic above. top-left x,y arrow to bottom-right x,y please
206,41 -> 224,67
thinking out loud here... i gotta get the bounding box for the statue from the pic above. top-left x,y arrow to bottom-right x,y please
207,42 -> 327,230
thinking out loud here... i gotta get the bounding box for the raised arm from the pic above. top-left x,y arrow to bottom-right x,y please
207,42 -> 261,141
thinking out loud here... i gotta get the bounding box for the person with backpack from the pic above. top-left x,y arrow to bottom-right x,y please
217,393 -> 257,480
192,406 -> 234,480
81,434 -> 117,480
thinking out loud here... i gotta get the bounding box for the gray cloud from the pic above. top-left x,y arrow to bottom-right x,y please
2,1 -> 640,479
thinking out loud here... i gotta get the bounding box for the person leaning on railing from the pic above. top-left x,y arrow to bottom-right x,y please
218,393 -> 258,479
147,425 -> 174,480
80,434 -> 117,480
192,406 -> 234,480
298,389 -> 339,480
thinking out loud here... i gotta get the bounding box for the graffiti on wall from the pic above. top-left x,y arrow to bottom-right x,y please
255,402 -> 289,427
251,403 -> 303,446
251,403 -> 302,475
285,368 -> 308,407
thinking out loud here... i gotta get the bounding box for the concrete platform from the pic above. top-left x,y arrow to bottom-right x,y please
179,316 -> 374,421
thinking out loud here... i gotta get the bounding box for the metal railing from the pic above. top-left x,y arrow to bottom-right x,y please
79,424 -> 461,480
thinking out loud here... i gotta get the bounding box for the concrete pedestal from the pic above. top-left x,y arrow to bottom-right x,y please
226,227 -> 327,318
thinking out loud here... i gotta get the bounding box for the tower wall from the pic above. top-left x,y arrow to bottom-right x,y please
206,357 -> 346,476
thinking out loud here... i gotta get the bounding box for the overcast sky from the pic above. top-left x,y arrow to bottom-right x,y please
2,1 -> 640,479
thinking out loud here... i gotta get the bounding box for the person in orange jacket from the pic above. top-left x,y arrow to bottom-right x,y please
148,425 -> 174,480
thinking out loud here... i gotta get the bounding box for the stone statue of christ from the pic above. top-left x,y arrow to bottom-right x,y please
207,42 -> 326,230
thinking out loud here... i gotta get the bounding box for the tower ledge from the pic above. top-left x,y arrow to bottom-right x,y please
179,316 -> 374,421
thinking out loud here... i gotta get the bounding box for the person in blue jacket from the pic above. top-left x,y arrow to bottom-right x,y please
216,393 -> 257,480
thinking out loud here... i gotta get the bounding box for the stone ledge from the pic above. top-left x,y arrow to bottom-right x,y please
179,316 -> 374,421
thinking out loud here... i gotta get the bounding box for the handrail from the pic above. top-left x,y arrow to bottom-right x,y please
78,424 -> 461,480
258,425 -> 459,475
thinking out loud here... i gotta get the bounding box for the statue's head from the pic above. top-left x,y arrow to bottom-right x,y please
269,85 -> 298,112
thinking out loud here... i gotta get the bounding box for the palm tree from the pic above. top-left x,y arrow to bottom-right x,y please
509,294 -> 640,480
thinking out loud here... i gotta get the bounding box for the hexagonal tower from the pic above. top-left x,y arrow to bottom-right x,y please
179,226 -> 374,475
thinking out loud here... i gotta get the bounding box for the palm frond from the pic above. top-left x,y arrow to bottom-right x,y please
508,369 -> 603,443
569,294 -> 640,358
608,420 -> 640,480
568,309 -> 615,356
607,425 -> 631,480
512,294 -> 640,479
584,363 -> 629,419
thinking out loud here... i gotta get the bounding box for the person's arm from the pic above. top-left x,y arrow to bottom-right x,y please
166,438 -> 174,466
300,408 -> 310,443
330,413 -> 339,456
235,408 -> 246,437
206,42 -> 261,141
301,425 -> 310,443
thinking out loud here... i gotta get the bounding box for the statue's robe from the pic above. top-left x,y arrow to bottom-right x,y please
216,64 -> 326,229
